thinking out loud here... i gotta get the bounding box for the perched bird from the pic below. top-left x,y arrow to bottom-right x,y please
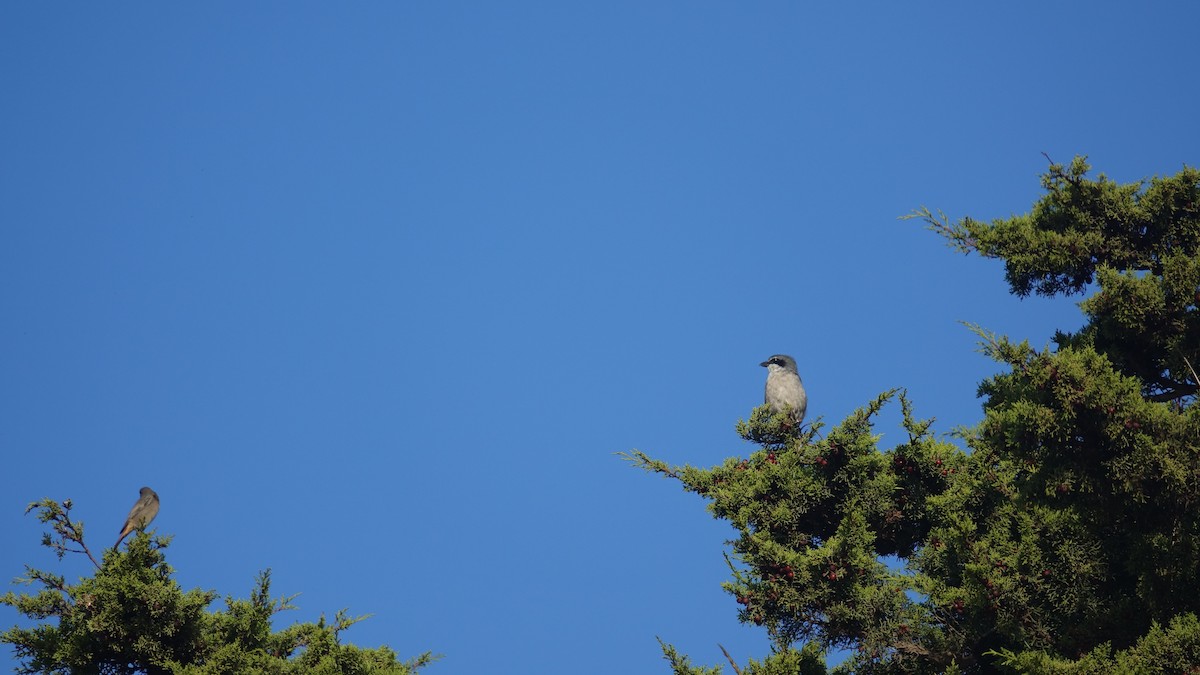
761,354 -> 807,425
115,487 -> 160,548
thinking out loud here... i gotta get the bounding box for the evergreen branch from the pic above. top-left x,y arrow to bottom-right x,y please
25,498 -> 101,569
656,637 -> 722,675
331,608 -> 373,636
18,567 -> 66,593
901,206 -> 991,257
894,640 -> 930,657
1145,369 -> 1199,401
616,450 -> 682,480
1146,386 -> 1198,403
275,591 -> 301,614
960,322 -> 1037,367
402,651 -> 443,671
6,503 -> 433,672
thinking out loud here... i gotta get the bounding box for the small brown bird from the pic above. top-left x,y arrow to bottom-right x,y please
115,487 -> 160,548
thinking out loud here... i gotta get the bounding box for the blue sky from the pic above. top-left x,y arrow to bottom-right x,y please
2,3 -> 1197,673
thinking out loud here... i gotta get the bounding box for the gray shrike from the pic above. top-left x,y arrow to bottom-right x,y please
761,354 -> 807,425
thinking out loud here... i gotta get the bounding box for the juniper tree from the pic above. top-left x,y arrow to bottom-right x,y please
1,498 -> 438,674
627,157 -> 1200,673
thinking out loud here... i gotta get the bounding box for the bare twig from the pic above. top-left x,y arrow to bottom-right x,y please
61,503 -> 102,569
718,644 -> 743,675
1184,356 -> 1199,387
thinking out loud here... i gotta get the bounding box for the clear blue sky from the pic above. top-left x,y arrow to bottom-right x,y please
2,3 -> 1197,673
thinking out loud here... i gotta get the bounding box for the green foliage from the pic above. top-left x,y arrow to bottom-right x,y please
915,156 -> 1200,403
657,638 -> 724,675
988,613 -> 1200,674
1,499 -> 437,674
656,638 -> 827,675
626,396 -> 970,673
631,158 -> 1200,673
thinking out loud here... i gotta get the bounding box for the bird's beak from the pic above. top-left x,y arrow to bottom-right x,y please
759,361 -> 770,367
